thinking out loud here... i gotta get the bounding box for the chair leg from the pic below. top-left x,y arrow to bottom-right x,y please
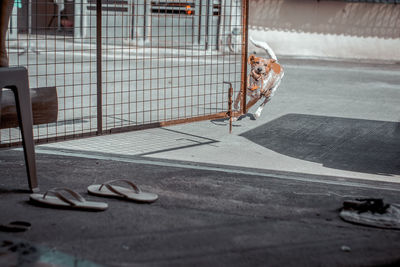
13,82 -> 39,192
0,89 -> 2,126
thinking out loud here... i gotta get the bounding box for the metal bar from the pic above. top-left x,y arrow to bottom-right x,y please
107,112 -> 228,134
158,112 -> 229,127
229,86 -> 233,133
241,0 -> 249,114
224,81 -> 233,133
96,0 -> 103,134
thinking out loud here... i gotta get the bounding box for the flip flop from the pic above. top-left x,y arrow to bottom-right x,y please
87,179 -> 158,203
30,188 -> 108,211
0,221 -> 31,232
340,199 -> 400,230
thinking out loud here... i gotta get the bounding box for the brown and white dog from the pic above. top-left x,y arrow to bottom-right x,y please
234,36 -> 284,119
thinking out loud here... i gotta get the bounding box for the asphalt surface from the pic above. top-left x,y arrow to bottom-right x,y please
1,149 -> 400,267
1,57 -> 400,266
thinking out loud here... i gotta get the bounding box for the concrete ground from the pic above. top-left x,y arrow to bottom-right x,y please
1,57 -> 400,266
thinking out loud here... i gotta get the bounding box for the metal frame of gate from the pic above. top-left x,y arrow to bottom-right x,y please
0,0 -> 248,148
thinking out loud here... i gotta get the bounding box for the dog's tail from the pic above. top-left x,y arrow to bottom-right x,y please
249,36 -> 277,61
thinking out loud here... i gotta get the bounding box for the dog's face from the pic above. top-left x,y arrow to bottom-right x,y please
248,54 -> 276,77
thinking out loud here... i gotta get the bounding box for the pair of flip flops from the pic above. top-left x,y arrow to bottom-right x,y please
29,180 -> 158,211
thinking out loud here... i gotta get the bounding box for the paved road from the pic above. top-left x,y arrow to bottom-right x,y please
40,56 -> 400,183
1,149 -> 400,267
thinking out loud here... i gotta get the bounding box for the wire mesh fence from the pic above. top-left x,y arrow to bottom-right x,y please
1,0 -> 247,147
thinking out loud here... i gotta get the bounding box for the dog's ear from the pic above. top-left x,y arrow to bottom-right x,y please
272,62 -> 282,74
268,59 -> 282,74
248,55 -> 256,65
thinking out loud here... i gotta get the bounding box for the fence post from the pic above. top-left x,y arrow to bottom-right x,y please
240,0 -> 248,114
96,0 -> 102,134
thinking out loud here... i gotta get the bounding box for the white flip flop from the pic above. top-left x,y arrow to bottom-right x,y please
87,179 -> 158,203
30,188 -> 108,211
340,200 -> 400,230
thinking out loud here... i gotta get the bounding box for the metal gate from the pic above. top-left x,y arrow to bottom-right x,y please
0,0 -> 248,147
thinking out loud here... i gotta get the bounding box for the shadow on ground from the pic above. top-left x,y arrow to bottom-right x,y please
240,114 -> 400,176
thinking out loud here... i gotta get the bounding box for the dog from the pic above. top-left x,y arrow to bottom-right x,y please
233,36 -> 284,119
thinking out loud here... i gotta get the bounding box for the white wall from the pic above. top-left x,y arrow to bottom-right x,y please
248,0 -> 400,62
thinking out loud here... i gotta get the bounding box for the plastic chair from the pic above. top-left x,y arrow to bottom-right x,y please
0,66 -> 39,192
